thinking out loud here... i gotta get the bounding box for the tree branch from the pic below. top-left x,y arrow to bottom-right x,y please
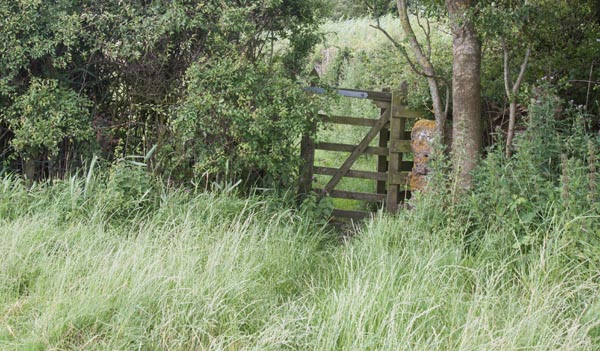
415,9 -> 432,60
502,41 -> 512,99
445,84 -> 450,116
569,80 -> 600,85
369,17 -> 448,85
512,44 -> 531,96
369,22 -> 429,78
397,0 -> 434,76
394,0 -> 448,140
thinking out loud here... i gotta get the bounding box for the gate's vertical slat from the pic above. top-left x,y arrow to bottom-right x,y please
377,128 -> 389,195
377,88 -> 390,196
298,120 -> 316,202
386,90 -> 407,213
398,82 -> 410,203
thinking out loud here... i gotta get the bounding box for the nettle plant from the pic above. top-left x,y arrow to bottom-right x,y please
2,78 -> 92,162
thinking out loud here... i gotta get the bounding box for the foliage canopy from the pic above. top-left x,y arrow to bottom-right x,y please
0,0 -> 325,185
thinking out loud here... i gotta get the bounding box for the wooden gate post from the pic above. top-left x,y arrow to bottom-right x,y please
386,89 -> 407,213
377,88 -> 390,197
298,120 -> 316,203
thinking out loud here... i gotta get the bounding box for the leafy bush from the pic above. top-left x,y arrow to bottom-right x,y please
168,59 -> 321,187
0,0 -> 325,183
1,79 -> 92,160
429,87 -> 600,263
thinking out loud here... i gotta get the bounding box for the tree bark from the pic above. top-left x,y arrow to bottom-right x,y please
446,0 -> 482,190
23,156 -> 36,185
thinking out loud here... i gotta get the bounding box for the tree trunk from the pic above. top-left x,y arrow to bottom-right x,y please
506,101 -> 517,157
24,157 -> 36,183
447,0 -> 482,190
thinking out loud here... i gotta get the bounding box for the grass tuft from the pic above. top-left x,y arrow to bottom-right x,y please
0,174 -> 598,350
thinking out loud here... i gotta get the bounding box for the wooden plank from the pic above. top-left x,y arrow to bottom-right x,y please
315,159 -> 410,174
377,123 -> 389,195
388,172 -> 411,185
314,166 -> 388,181
386,90 -> 406,214
378,87 -> 391,196
315,142 -> 388,156
372,100 -> 391,109
298,121 -> 316,201
389,140 -> 412,153
305,87 -> 392,102
331,209 -> 373,220
320,108 -> 391,197
319,114 -> 379,127
336,88 -> 392,102
392,106 -> 422,119
327,189 -> 386,202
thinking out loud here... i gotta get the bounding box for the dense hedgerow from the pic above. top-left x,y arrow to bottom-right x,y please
0,0 -> 325,186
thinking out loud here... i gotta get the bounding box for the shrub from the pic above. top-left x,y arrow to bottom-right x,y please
0,0 -> 325,182
1,78 -> 92,161
408,85 -> 599,267
167,59 -> 321,187
452,87 -> 600,263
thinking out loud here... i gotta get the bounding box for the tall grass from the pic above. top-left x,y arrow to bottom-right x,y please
0,176 -> 328,350
1,173 -> 598,350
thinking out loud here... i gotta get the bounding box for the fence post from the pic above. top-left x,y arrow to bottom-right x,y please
377,88 -> 390,197
298,120 -> 316,203
386,88 -> 407,213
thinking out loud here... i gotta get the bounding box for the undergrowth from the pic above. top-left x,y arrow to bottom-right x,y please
1,10 -> 599,351
1,76 -> 598,351
1,148 -> 598,350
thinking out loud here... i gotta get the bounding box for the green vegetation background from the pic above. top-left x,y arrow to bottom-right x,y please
1,1 -> 600,350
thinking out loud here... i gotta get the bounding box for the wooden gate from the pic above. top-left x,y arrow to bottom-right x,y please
299,87 -> 421,220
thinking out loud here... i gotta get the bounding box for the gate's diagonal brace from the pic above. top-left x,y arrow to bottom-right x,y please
320,108 -> 391,198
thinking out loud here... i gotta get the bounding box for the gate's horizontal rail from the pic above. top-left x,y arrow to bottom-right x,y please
315,166 -> 411,186
316,142 -> 388,156
315,141 -> 411,155
318,189 -> 386,202
332,209 -> 373,220
392,107 -> 422,119
318,114 -> 382,127
314,166 -> 387,181
306,87 -> 392,102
